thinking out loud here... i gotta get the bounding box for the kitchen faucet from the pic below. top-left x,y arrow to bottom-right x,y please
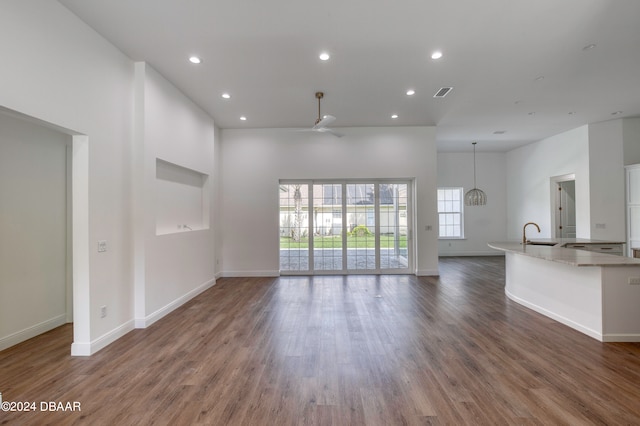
522,222 -> 541,244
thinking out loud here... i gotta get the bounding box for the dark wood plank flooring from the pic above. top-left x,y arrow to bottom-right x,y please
2,256 -> 640,425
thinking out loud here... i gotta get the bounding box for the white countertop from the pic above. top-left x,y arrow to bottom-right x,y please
488,241 -> 640,267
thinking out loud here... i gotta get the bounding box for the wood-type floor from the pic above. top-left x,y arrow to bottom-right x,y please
1,256 -> 640,425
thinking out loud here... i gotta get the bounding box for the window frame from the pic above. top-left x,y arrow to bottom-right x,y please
437,187 -> 465,239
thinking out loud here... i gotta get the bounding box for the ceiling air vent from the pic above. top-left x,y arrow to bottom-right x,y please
433,87 -> 453,98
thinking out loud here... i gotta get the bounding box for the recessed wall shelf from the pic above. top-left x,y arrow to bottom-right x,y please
155,158 -> 209,235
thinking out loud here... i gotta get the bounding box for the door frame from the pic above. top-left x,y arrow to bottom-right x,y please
279,179 -> 413,275
550,173 -> 576,238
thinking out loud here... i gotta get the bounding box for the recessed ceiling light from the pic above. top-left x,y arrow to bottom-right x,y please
582,43 -> 597,51
189,56 -> 202,64
431,51 -> 443,60
221,93 -> 231,99
406,89 -> 415,96
534,76 -> 545,82
568,111 -> 575,115
528,112 -> 536,115
611,111 -> 623,116
240,116 -> 247,121
391,114 -> 399,119
493,130 -> 506,134
319,52 -> 330,61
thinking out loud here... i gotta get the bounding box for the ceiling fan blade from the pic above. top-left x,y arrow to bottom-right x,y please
316,127 -> 343,137
312,115 -> 336,129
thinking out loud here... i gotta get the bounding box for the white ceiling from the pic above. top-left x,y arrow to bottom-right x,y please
58,0 -> 640,152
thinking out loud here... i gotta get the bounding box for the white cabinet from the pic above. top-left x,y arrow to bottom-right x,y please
626,164 -> 640,257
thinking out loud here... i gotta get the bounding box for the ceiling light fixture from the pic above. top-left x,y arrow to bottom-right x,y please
431,51 -> 443,60
406,89 -> 415,96
493,130 -> 506,135
240,116 -> 247,121
189,56 -> 202,64
582,43 -> 597,51
319,52 -> 330,61
465,142 -> 487,206
612,111 -> 623,116
221,93 -> 231,99
534,76 -> 545,82
391,114 -> 399,119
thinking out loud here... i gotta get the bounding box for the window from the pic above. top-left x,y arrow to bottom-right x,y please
438,188 -> 464,238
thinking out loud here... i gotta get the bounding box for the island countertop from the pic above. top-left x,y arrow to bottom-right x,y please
488,240 -> 640,267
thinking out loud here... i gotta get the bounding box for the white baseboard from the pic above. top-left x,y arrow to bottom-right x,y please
71,319 -> 136,356
416,268 -> 439,276
506,289 -> 603,341
602,334 -> 640,342
134,277 -> 216,329
221,270 -> 280,277
438,251 -> 505,257
0,314 -> 67,352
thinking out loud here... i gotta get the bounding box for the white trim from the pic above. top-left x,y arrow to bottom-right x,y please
0,314 -> 67,352
416,268 -> 439,276
439,251 -> 505,257
222,270 -> 280,277
135,278 -> 216,329
506,289 -> 603,341
602,334 -> 640,342
71,319 -> 135,356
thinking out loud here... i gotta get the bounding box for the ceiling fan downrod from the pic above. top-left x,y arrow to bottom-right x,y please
315,91 -> 324,125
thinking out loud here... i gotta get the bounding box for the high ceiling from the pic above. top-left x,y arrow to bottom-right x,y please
58,0 -> 640,152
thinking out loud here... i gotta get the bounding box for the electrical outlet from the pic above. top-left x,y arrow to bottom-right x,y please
100,305 -> 107,318
98,240 -> 107,252
628,277 -> 640,285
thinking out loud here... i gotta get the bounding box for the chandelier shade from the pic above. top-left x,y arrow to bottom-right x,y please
464,142 -> 487,206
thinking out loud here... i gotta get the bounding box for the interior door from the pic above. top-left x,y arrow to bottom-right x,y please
556,180 -> 576,238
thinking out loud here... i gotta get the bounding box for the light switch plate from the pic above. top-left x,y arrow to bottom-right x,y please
98,240 -> 107,252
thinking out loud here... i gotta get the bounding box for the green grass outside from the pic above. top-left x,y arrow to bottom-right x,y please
280,235 -> 407,249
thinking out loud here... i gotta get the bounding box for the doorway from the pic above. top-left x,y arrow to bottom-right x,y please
0,107 -> 90,355
0,111 -> 72,350
279,180 -> 412,274
551,174 -> 576,239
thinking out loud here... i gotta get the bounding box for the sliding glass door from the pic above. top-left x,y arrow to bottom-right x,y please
280,180 -> 412,274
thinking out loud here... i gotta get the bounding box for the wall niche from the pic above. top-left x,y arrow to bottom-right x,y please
155,158 -> 208,235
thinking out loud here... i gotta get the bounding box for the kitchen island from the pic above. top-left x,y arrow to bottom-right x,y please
489,241 -> 640,342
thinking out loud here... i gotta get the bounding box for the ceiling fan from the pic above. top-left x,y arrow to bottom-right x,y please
301,92 -> 343,137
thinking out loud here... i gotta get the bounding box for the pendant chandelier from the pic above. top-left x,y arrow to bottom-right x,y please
464,142 -> 487,206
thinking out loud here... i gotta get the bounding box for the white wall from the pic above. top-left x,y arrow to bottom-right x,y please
0,0 -> 134,354
623,117 -> 640,166
588,120 -> 625,240
220,127 -> 439,276
133,63 -> 217,327
437,152 -> 507,255
0,1 -> 218,355
0,113 -> 71,350
506,126 -> 591,240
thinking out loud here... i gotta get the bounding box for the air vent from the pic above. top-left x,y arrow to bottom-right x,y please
433,87 -> 453,98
